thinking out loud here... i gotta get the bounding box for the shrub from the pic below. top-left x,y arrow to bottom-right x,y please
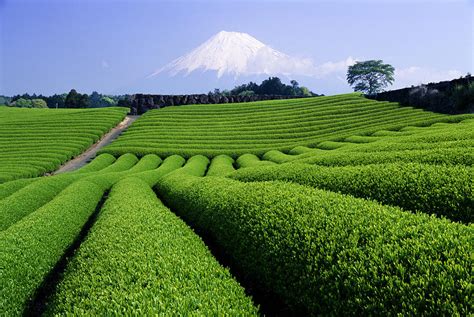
0,180 -> 105,315
206,155 -> 235,176
229,162 -> 474,223
46,178 -> 258,315
156,170 -> 473,315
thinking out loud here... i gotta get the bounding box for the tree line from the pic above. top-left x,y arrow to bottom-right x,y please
210,77 -> 317,97
0,90 -> 130,109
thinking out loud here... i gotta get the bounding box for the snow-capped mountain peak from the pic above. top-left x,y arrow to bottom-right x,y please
150,31 -> 316,78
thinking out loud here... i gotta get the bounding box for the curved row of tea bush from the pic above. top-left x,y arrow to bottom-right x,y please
0,154 -> 143,231
206,155 -> 235,176
156,168 -> 473,316
0,180 -> 106,315
0,154 -> 189,316
0,153 -> 118,201
267,119 -> 474,166
0,106 -> 128,182
71,153 -> 117,174
230,162 -> 473,223
46,177 -> 258,315
101,94 -> 473,158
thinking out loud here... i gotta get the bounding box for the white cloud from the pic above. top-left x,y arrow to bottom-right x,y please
101,60 -> 110,69
394,66 -> 464,88
314,57 -> 357,78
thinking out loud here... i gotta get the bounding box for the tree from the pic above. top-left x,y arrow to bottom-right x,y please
99,96 -> 116,107
14,98 -> 32,108
31,99 -> 48,108
347,60 -> 395,95
89,91 -> 102,108
290,80 -> 299,90
65,89 -> 89,108
46,94 -> 67,108
258,77 -> 286,95
238,90 -> 255,97
299,86 -> 312,97
213,77 -> 316,97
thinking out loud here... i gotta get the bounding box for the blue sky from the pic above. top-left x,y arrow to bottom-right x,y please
0,0 -> 472,96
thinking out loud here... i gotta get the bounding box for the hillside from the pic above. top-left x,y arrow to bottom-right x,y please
102,93 -> 473,158
0,94 -> 473,316
0,107 -> 127,182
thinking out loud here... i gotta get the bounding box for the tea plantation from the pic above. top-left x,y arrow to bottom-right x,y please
0,94 -> 472,316
0,107 -> 128,182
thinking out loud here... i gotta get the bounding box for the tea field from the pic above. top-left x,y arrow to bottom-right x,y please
0,107 -> 128,183
0,94 -> 473,316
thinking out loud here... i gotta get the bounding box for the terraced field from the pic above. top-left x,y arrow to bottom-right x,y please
101,93 -> 473,157
0,107 -> 128,182
1,95 -> 473,316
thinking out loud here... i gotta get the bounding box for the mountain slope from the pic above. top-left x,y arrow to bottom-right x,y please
150,31 -> 315,78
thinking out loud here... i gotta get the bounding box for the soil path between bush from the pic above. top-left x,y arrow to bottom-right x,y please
52,115 -> 139,174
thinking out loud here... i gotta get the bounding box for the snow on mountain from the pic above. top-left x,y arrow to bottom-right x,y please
149,31 -> 318,78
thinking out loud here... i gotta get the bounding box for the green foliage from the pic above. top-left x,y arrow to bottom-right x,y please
452,82 -> 474,111
101,94 -> 473,159
72,153 -> 116,173
0,153 -> 140,231
64,89 -> 90,108
31,99 -> 48,108
0,178 -> 38,200
1,92 -> 473,316
206,154 -> 235,176
347,60 -> 395,95
14,98 -> 32,108
273,118 -> 474,167
0,106 -> 128,182
89,91 -> 118,108
46,178 -> 258,315
236,153 -> 276,169
130,154 -> 185,186
156,170 -> 473,316
0,180 -> 105,315
179,155 -> 210,176
237,90 -> 255,96
230,162 -> 474,223
228,77 -> 315,96
0,95 -> 11,105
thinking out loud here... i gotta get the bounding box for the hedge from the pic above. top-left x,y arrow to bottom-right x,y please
0,180 -> 105,315
156,170 -> 473,315
229,162 -> 474,223
46,178 -> 258,315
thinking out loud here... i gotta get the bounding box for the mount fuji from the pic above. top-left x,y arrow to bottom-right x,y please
150,31 -> 318,79
121,31 -> 355,94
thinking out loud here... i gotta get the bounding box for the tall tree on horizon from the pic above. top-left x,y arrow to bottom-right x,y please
347,60 -> 395,95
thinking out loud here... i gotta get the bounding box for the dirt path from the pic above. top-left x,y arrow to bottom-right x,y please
53,115 -> 139,174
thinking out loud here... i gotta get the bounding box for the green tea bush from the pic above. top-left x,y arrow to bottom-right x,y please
0,107 -> 128,182
180,155 -> 210,176
0,178 -> 37,200
0,154 -> 140,231
101,94 -> 473,158
130,154 -> 185,186
206,155 -> 236,176
156,171 -> 473,315
230,162 -> 474,223
236,153 -> 277,169
72,153 -> 116,173
46,178 -> 258,315
0,180 -> 105,315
